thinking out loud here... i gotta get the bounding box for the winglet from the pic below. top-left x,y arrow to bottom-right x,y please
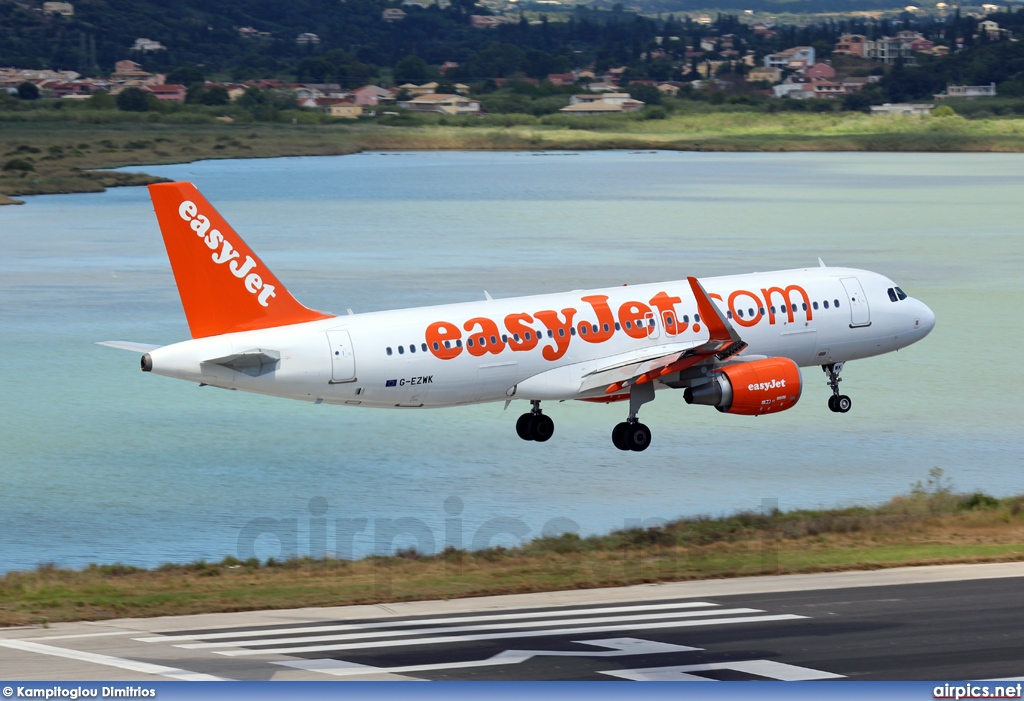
687,277 -> 742,344
148,182 -> 333,339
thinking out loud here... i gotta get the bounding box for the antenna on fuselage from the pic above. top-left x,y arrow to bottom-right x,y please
818,257 -> 827,268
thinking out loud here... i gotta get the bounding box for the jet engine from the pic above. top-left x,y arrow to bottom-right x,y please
683,357 -> 802,415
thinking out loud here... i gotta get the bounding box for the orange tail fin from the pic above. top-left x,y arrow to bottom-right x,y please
149,182 -> 332,339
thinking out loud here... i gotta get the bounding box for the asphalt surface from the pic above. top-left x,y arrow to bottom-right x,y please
2,563 -> 1023,681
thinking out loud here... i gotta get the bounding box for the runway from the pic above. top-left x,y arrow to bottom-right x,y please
2,563 -> 1023,681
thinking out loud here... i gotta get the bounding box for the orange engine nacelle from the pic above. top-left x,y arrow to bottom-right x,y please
683,357 -> 802,416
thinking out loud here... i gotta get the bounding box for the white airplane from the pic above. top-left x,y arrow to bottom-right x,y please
100,182 -> 935,451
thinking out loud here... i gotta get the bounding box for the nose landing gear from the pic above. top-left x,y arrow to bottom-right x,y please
823,362 -> 851,413
516,400 -> 554,442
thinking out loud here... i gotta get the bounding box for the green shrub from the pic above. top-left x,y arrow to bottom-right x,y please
2,158 -> 34,172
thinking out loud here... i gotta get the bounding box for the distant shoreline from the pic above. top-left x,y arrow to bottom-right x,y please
4,114 -> 1024,205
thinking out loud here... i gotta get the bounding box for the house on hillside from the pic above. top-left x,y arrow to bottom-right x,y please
42,2 -> 74,16
764,46 -> 815,70
747,66 -> 782,83
871,103 -> 933,115
353,85 -> 395,105
400,94 -> 480,115
382,8 -> 407,21
937,83 -> 997,99
144,84 -> 187,102
559,98 -> 644,114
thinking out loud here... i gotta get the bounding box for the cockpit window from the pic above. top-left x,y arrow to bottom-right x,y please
888,288 -> 898,303
895,286 -> 908,301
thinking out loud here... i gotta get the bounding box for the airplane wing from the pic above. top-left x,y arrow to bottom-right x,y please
95,341 -> 161,353
585,277 -> 747,396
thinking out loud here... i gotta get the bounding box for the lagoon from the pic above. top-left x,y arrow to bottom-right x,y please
0,150 -> 1021,573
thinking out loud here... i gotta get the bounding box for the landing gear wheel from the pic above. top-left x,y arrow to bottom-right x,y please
827,395 -> 838,413
528,414 -> 554,442
612,422 -> 630,451
625,422 -> 652,452
516,413 -> 533,441
835,395 -> 852,413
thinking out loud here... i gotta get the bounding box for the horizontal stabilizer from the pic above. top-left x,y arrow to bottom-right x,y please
96,341 -> 160,353
204,349 -> 281,377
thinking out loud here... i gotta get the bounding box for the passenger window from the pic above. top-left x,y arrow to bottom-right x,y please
759,307 -> 765,315
727,311 -> 733,319
603,323 -> 610,332
888,288 -> 898,302
386,347 -> 392,356
748,308 -> 755,317
557,329 -> 565,337
625,321 -> 632,329
398,346 -> 404,354
409,344 -> 415,353
615,322 -> 621,331
823,300 -> 829,309
834,299 -> 840,308
736,309 -> 743,318
580,325 -> 588,335
666,315 -> 674,325
813,301 -> 819,310
570,327 -> 576,336
444,341 -> 451,349
456,340 -> 462,348
770,306 -> 776,314
479,337 -> 486,347
801,303 -> 807,311
592,324 -> 599,333
695,314 -> 701,323
683,315 -> 689,323
548,330 -> 554,338
432,342 -> 439,351
513,334 -> 521,342
467,338 -> 474,348
525,332 -> 532,341
421,343 -> 427,352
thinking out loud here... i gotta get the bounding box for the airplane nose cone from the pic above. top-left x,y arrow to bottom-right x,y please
916,302 -> 936,336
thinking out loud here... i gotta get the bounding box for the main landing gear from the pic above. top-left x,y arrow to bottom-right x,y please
516,400 -> 554,442
823,362 -> 852,413
612,382 -> 656,452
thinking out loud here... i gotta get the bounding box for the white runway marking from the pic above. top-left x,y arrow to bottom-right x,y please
600,660 -> 845,681
0,638 -> 229,681
135,601 -> 721,643
275,637 -> 700,677
175,607 -> 765,649
213,613 -> 807,656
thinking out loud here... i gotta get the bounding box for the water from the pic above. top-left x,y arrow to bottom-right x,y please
1,151 -> 1021,573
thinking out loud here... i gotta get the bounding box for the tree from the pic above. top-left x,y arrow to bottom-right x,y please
87,90 -> 116,109
166,65 -> 205,86
626,82 -> 661,105
201,85 -> 230,106
16,82 -> 39,100
116,87 -> 150,112
394,55 -> 429,83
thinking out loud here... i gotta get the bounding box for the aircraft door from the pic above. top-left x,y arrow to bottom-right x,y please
326,329 -> 356,383
840,277 -> 871,327
476,362 -> 518,402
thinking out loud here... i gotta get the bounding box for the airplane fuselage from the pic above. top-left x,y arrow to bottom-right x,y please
145,266 -> 934,409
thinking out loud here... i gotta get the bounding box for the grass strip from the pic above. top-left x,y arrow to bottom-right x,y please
4,112 -> 1024,203
3,476 -> 1023,627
